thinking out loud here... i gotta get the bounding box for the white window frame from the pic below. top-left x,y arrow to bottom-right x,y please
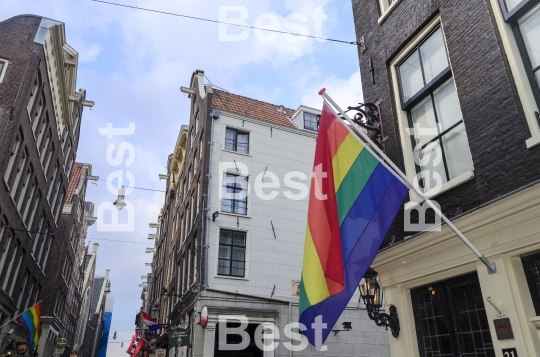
222,126 -> 251,156
378,0 -> 404,23
0,59 -> 8,83
489,0 -> 540,147
390,17 -> 475,203
214,227 -> 250,281
220,171 -> 250,217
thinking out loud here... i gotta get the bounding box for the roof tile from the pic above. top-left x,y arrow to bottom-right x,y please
66,163 -> 83,202
212,89 -> 296,128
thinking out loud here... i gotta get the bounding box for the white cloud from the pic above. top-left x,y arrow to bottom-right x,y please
302,69 -> 363,111
77,42 -> 102,63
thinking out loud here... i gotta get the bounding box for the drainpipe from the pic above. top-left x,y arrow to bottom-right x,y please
203,104 -> 217,288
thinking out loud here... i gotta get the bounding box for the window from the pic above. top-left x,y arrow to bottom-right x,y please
26,75 -> 40,113
396,26 -> 473,189
0,60 -> 7,83
221,173 -> 248,215
225,128 -> 249,154
218,229 -> 246,277
11,147 -> 29,198
499,0 -> 540,106
4,129 -> 23,185
411,273 -> 494,357
522,252 -> 540,315
494,0 -> 540,146
303,112 -> 319,131
378,0 -> 402,20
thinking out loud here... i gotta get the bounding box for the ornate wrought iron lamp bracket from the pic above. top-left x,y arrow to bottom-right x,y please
341,100 -> 388,153
365,303 -> 400,338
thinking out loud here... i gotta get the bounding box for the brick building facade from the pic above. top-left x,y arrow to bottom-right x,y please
351,0 -> 540,355
0,14 -> 93,353
39,162 -> 98,357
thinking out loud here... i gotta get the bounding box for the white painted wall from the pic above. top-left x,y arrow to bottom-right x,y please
207,112 -> 316,299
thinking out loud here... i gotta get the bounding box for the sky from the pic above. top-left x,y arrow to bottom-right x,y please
1,1 -> 363,355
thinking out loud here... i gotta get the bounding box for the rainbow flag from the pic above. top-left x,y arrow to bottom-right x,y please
17,301 -> 42,349
299,103 -> 408,348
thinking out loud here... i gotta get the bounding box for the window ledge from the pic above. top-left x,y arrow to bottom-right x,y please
221,148 -> 251,157
215,274 -> 248,281
378,0 -> 404,24
219,211 -> 251,219
526,134 -> 540,148
405,169 -> 475,208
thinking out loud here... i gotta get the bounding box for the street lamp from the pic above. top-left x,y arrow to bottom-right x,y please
114,187 -> 127,210
359,268 -> 400,338
4,340 -> 14,357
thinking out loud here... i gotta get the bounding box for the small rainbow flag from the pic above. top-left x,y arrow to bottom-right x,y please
299,103 -> 408,348
17,301 -> 42,349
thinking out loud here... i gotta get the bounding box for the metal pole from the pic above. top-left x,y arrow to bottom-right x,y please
320,89 -> 497,274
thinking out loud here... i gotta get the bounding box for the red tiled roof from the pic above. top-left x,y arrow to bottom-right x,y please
66,163 -> 83,202
212,89 -> 296,128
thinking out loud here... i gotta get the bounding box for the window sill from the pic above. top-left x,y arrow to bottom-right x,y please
377,0 -> 404,24
219,211 -> 250,219
215,274 -> 248,281
526,134 -> 540,148
405,169 -> 475,207
222,148 -> 251,157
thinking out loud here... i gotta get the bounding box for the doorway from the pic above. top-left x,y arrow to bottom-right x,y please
411,272 -> 495,357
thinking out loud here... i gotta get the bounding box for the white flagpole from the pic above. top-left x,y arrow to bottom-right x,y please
319,88 -> 497,274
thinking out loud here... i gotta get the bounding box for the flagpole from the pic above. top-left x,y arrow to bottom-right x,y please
319,89 -> 497,274
0,300 -> 43,330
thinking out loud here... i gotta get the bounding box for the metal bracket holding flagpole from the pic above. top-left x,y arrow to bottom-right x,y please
318,88 -> 497,274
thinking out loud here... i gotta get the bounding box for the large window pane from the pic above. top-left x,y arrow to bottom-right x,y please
420,28 -> 449,83
400,52 -> 424,101
225,128 -> 236,151
419,142 -> 448,188
505,0 -> 526,11
218,229 -> 246,277
411,96 -> 438,148
237,132 -> 249,154
433,80 -> 463,131
441,125 -> 473,180
519,5 -> 540,69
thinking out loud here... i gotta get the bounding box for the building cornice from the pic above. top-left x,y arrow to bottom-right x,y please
373,182 -> 540,287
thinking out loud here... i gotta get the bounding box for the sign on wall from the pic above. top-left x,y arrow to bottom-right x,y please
200,306 -> 208,328
494,318 -> 514,340
502,348 -> 518,357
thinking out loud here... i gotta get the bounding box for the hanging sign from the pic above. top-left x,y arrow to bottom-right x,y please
16,342 -> 28,355
56,338 -> 68,349
167,328 -> 191,348
200,306 -> 208,328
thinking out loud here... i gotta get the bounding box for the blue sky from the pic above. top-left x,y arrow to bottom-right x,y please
2,1 -> 363,355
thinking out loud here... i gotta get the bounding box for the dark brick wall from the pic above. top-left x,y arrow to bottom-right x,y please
351,0 -> 540,247
0,14 -> 88,330
152,71 -> 213,324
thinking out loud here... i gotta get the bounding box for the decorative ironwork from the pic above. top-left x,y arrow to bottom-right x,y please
359,268 -> 400,338
343,100 -> 388,153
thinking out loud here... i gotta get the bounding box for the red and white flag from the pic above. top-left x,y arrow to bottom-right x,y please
126,332 -> 144,356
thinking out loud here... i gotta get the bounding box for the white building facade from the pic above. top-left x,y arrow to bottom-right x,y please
148,70 -> 391,357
